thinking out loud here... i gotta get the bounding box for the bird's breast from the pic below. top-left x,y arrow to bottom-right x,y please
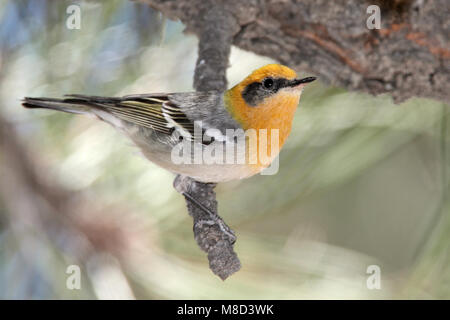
227,91 -> 301,171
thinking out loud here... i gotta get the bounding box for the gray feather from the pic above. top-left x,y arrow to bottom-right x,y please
168,92 -> 241,136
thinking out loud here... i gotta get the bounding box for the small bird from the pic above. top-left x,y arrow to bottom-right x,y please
23,64 -> 315,183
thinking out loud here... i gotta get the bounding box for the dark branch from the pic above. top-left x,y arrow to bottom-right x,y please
171,2 -> 241,280
193,4 -> 237,92
139,0 -> 449,280
138,0 -> 449,104
173,176 -> 240,280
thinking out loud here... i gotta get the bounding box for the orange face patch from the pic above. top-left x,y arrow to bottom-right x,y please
225,64 -> 300,134
224,64 -> 302,171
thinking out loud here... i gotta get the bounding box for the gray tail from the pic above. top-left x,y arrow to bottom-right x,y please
22,95 -> 121,115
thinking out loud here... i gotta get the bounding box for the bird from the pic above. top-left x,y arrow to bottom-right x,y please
23,64 -> 316,184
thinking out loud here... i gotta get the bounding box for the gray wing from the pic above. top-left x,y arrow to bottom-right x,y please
167,92 -> 241,141
23,91 -> 241,142
86,91 -> 241,141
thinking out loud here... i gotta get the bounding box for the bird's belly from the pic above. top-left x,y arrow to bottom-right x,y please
140,145 -> 260,183
129,128 -> 261,183
164,162 -> 257,183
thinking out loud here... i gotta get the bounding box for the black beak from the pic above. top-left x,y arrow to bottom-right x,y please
288,76 -> 317,87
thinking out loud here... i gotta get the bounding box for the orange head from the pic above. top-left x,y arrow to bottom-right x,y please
225,64 -> 315,130
224,64 -> 316,171
225,64 -> 314,137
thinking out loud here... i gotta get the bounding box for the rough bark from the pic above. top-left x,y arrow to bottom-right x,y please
138,0 -> 449,104
173,176 -> 240,280
172,2 -> 241,280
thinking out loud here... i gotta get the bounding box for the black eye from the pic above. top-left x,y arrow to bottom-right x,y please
262,78 -> 274,89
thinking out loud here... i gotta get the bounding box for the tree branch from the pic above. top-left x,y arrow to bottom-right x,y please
173,176 -> 240,280
138,0 -> 449,279
171,2 -> 241,280
138,0 -> 449,104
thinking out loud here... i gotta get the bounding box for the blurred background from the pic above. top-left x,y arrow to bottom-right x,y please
0,0 -> 448,299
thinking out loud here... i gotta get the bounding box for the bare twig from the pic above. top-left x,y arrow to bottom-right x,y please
171,2 -> 241,280
173,176 -> 240,280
